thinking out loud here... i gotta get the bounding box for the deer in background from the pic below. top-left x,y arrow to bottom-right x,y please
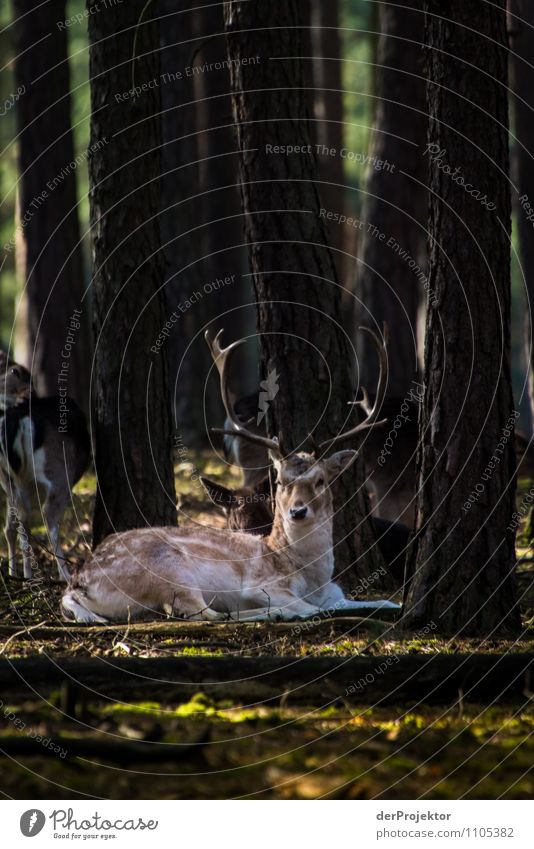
61,328 -> 400,623
0,352 -> 90,581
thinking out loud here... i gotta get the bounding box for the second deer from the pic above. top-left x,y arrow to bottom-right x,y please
0,353 -> 90,581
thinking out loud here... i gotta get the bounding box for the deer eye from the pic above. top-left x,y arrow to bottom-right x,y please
316,477 -> 325,488
10,367 -> 19,378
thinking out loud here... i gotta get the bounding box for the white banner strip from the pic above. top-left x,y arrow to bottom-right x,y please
1,800 -> 533,848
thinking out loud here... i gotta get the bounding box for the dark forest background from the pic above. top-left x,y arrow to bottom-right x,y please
0,0 -> 529,432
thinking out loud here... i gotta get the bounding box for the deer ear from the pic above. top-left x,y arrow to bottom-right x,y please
325,450 -> 358,481
255,477 -> 272,499
269,453 -> 284,481
200,477 -> 238,511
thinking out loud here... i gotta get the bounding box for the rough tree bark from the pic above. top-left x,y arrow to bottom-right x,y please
12,0 -> 90,408
357,0 -> 427,397
194,3 -> 248,422
88,0 -> 176,545
224,0 -> 385,588
509,0 -> 534,539
310,0 -> 345,277
403,0 -> 520,636
159,2 -> 247,445
159,0 -> 209,445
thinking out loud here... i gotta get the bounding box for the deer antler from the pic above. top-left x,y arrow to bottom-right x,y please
205,329 -> 283,457
315,324 -> 389,452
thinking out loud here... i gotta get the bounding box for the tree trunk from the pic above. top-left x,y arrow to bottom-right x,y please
310,0 -> 345,278
357,0 -> 427,398
159,2 -> 248,446
509,0 -> 534,426
88,0 -> 177,545
194,3 -> 249,424
508,0 -> 534,539
159,1 -> 210,446
224,0 -> 384,588
403,0 -> 520,636
11,0 -> 90,409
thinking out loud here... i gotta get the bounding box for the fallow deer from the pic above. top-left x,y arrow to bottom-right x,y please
0,353 -> 90,581
208,329 -> 420,525
200,476 -> 410,587
61,328 -> 400,623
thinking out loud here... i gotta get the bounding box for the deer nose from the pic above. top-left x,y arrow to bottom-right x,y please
290,505 -> 308,521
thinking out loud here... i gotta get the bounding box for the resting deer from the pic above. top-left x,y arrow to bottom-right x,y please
61,328 -> 400,623
0,352 -> 90,581
200,476 -> 410,587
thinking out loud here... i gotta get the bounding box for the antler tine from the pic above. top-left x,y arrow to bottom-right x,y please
317,323 -> 389,451
205,329 -> 282,457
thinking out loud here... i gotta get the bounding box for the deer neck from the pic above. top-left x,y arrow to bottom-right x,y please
266,510 -> 335,581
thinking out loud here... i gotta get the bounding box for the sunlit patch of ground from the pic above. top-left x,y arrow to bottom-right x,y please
0,696 -> 532,799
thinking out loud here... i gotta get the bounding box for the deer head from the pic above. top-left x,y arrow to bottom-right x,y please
201,476 -> 273,534
205,325 -> 388,541
0,352 -> 33,409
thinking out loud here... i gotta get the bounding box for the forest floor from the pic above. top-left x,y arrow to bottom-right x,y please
0,452 -> 533,799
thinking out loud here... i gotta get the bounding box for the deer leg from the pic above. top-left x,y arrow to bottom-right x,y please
339,598 -> 401,611
5,503 -> 18,577
43,488 -> 70,582
314,583 -> 401,612
11,498 -> 33,580
230,599 -> 323,622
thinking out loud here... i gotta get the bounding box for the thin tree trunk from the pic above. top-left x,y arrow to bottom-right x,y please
224,0 -> 384,588
357,0 -> 427,397
403,0 -> 520,636
11,0 -> 90,409
88,0 -> 176,545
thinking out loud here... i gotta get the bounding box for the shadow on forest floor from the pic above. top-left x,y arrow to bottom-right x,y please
0,454 -> 533,799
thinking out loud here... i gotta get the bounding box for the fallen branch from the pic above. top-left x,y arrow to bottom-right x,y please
0,653 -> 531,705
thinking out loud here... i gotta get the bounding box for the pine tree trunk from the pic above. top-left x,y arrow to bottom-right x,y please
310,0 -> 345,278
509,0 -> 534,430
159,2 -> 247,445
12,0 -> 90,409
509,0 -> 534,540
403,0 -> 520,636
224,0 -> 385,588
357,0 -> 427,397
88,0 -> 176,545
159,1 -> 211,445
